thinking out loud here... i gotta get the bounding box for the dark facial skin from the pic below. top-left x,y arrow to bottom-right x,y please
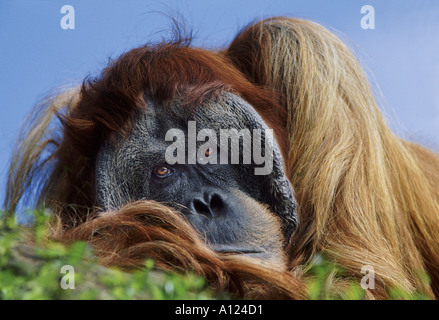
95,92 -> 297,262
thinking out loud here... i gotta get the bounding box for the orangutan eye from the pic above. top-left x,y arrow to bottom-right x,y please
153,166 -> 173,178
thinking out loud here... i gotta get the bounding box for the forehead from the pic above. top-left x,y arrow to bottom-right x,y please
127,92 -> 266,140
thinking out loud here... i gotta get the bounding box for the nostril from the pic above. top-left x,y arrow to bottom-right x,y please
192,198 -> 211,217
209,193 -> 224,210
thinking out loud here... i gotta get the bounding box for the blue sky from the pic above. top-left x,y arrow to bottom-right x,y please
1,0 -> 439,208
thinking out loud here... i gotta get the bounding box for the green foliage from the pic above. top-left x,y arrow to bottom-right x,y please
388,270 -> 432,300
0,210 -> 433,300
304,253 -> 432,300
305,254 -> 366,300
0,210 -> 216,300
